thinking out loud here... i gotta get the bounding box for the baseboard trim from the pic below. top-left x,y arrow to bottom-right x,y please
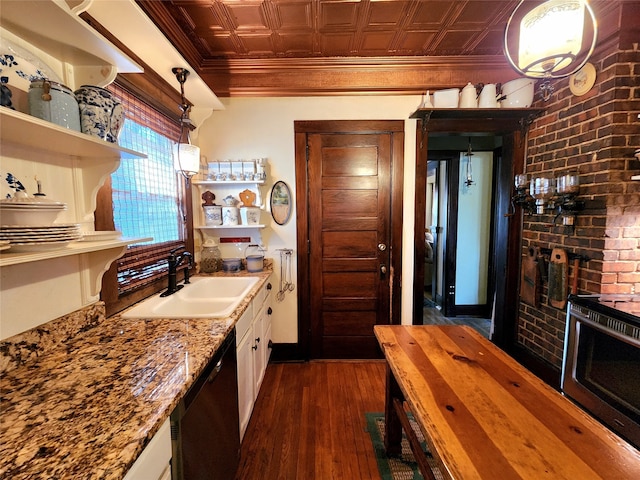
270,342 -> 306,362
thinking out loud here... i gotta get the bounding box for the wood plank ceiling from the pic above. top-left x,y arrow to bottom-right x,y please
134,0 -> 604,97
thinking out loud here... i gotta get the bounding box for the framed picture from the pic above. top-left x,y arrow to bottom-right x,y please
270,180 -> 292,225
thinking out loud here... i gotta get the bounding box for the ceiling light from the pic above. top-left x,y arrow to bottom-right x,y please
504,0 -> 598,100
172,67 -> 200,179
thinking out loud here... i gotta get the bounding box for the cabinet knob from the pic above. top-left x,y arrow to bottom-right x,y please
267,307 -> 273,315
267,283 -> 272,290
252,344 -> 258,351
255,337 -> 261,343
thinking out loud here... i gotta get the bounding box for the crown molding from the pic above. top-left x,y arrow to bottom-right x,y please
199,56 -> 520,97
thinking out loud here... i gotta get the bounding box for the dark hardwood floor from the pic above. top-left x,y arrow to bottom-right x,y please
235,361 -> 387,480
423,292 -> 492,338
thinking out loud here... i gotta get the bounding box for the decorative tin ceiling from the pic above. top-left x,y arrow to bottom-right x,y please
134,0 -> 612,97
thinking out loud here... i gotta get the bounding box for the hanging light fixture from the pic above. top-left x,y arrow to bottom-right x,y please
504,0 -> 598,100
172,67 -> 200,179
464,138 -> 474,187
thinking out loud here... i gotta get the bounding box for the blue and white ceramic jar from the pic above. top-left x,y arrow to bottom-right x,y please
28,79 -> 81,131
74,85 -> 124,143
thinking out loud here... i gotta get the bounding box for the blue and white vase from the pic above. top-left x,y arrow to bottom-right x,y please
74,85 -> 124,143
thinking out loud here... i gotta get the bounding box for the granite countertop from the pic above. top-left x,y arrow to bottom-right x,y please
0,269 -> 272,480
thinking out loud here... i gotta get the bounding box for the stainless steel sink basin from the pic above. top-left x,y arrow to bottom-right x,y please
121,276 -> 259,319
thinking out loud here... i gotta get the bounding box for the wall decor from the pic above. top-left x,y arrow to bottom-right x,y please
270,180 -> 291,225
569,62 -> 596,96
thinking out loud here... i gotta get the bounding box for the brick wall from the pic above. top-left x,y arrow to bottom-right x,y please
517,38 -> 640,368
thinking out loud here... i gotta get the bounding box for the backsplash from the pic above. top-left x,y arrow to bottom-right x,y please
0,302 -> 106,374
518,40 -> 640,369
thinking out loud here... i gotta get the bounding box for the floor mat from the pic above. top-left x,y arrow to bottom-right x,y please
365,412 -> 443,480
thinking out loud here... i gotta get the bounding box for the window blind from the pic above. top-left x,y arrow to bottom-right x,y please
108,83 -> 187,294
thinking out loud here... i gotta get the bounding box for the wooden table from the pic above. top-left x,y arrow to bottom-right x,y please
374,325 -> 640,480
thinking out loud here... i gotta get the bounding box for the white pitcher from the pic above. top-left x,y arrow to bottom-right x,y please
478,83 -> 498,108
459,83 -> 477,108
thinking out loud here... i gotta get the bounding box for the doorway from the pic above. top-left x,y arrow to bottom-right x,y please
428,138 -> 499,319
294,120 -> 404,359
413,117 -> 527,350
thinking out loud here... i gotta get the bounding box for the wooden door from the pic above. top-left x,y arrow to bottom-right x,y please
295,121 -> 403,359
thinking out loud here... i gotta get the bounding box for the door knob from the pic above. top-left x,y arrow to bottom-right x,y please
378,243 -> 387,251
380,265 -> 387,274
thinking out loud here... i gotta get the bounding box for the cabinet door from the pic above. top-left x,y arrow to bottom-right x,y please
253,306 -> 267,395
264,302 -> 273,364
123,419 -> 171,480
236,331 -> 254,440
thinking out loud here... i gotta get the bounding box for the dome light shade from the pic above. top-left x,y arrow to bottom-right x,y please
518,0 -> 585,76
504,0 -> 597,82
173,142 -> 200,177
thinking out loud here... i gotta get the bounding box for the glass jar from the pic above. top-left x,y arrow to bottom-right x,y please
200,239 -> 222,273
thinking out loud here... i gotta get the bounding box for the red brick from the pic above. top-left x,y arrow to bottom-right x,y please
623,227 -> 640,238
600,272 -> 619,284
617,272 -> 640,283
600,283 -> 635,294
604,238 -> 638,250
602,261 -> 637,272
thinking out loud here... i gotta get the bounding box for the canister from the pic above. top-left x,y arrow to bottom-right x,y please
200,239 -> 222,273
203,205 -> 222,225
245,244 -> 265,272
222,206 -> 239,225
240,206 -> 261,225
29,79 -> 81,131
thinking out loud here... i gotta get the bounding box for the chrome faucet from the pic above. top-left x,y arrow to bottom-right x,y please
161,247 -> 193,297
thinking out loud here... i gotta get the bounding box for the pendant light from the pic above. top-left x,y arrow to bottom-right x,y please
172,67 -> 200,179
464,138 -> 474,187
504,0 -> 598,100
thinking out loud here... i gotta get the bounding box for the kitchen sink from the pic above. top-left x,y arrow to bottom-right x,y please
121,276 -> 259,319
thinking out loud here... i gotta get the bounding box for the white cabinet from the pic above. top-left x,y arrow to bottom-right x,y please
236,277 -> 273,439
123,419 -> 172,480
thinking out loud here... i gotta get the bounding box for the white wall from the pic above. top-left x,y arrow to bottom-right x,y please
196,96 -> 420,343
455,152 -> 493,305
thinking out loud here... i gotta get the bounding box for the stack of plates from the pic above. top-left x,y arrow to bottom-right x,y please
0,197 -> 67,226
0,224 -> 82,252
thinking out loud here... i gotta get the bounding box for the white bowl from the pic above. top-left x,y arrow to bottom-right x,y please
0,207 -> 62,226
501,78 -> 535,108
433,88 -> 460,108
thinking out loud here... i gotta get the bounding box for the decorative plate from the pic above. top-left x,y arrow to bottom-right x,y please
569,63 -> 596,97
78,231 -> 122,242
0,36 -> 61,92
8,240 -> 72,252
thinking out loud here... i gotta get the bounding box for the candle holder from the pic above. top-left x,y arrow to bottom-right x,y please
553,171 -> 584,226
510,173 -> 536,215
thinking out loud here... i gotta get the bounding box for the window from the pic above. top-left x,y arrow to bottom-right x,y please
98,83 -> 193,310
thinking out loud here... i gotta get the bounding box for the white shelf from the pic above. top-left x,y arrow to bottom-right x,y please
0,108 -> 145,160
192,180 -> 266,186
0,0 -> 142,88
197,225 -> 266,231
0,237 -> 152,267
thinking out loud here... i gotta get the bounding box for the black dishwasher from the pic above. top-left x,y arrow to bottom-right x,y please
171,329 -> 240,480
